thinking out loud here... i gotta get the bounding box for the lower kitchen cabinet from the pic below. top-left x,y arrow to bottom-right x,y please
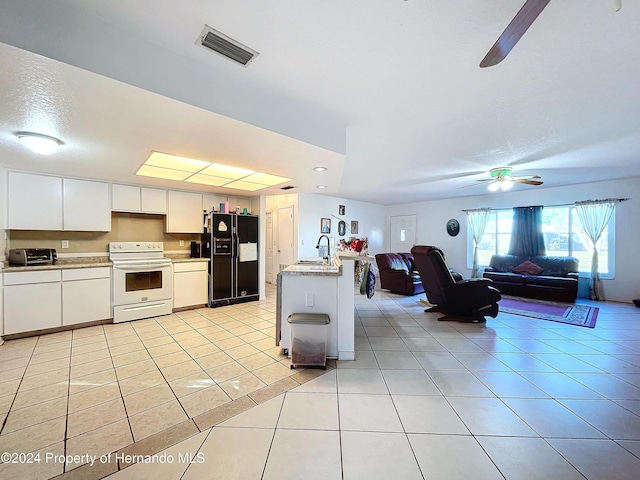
62,267 -> 112,325
3,267 -> 112,336
3,270 -> 63,335
173,261 -> 208,309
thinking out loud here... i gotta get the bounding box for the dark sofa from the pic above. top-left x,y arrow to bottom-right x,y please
483,254 -> 579,302
375,253 -> 424,296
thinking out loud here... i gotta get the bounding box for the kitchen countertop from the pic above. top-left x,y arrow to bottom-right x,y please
1,254 -> 210,272
2,256 -> 112,272
280,263 -> 342,276
166,255 -> 210,263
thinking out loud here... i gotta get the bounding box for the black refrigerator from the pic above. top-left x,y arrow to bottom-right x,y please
202,212 -> 259,307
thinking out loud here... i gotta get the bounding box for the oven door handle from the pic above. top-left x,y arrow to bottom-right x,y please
112,263 -> 172,271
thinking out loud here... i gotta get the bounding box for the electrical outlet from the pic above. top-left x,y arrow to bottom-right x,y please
305,293 -> 315,307
61,240 -> 69,249
179,240 -> 184,246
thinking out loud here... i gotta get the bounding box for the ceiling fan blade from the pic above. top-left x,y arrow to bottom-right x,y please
513,178 -> 543,186
513,174 -> 542,180
480,0 -> 551,68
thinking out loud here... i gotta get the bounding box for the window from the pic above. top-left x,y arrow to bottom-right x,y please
468,206 -> 615,277
472,210 -> 513,267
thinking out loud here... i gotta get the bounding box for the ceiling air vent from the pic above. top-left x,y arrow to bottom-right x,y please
280,186 -> 296,190
197,25 -> 259,66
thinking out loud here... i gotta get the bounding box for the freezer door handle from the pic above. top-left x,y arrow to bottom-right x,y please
234,234 -> 240,258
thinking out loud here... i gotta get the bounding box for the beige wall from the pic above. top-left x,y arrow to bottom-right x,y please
7,212 -> 199,254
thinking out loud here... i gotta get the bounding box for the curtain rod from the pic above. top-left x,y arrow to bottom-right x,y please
462,198 -> 628,213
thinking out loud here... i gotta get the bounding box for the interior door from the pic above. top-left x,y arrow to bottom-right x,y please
389,214 -> 416,252
277,205 -> 295,270
266,211 -> 274,283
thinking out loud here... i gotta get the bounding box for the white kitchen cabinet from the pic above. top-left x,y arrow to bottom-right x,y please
228,196 -> 252,214
3,270 -> 62,335
7,172 -> 110,231
63,178 -> 111,231
166,190 -> 203,233
141,188 -> 167,214
112,184 -> 167,214
7,171 -> 63,230
202,194 -> 252,214
173,261 -> 208,308
112,184 -> 141,211
62,267 -> 112,325
202,193 -> 225,213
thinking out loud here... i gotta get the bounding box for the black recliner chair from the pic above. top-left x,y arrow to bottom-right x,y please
411,245 -> 501,323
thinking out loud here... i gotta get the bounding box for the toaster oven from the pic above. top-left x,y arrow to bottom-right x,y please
8,248 -> 57,266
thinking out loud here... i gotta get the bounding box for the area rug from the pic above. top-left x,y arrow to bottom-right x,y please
500,296 -> 599,328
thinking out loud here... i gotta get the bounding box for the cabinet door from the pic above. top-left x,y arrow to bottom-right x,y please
202,193 -> 226,213
4,283 -> 62,334
112,184 -> 141,212
63,178 -> 111,231
141,188 -> 167,214
173,269 -> 208,308
63,277 -> 112,325
166,191 -> 203,233
228,196 -> 252,214
7,172 -> 63,230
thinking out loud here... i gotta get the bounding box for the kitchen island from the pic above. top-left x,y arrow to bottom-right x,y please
276,255 -> 374,361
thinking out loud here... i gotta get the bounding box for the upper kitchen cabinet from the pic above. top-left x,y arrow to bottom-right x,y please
64,178 -> 111,231
112,184 -> 167,214
7,172 -> 110,231
142,188 -> 167,214
7,171 -> 63,230
229,196 -> 252,214
202,193 -> 253,214
166,190 -> 203,233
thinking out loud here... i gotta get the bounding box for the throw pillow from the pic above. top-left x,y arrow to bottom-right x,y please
512,260 -> 544,275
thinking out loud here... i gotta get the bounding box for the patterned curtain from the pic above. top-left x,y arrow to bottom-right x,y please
508,206 -> 546,257
574,199 -> 618,300
466,208 -> 491,278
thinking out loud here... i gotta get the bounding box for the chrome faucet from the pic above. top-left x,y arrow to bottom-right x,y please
316,235 -> 331,261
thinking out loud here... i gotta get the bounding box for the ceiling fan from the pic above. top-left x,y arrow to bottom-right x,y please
480,0 -> 622,67
475,167 -> 543,191
480,0 -> 551,68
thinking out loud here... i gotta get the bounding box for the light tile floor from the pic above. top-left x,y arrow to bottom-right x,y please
1,286 -> 640,479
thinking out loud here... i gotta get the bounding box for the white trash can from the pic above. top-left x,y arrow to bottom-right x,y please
287,313 -> 331,369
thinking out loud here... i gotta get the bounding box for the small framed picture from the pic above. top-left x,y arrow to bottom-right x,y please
338,205 -> 346,215
321,218 -> 331,233
351,220 -> 359,234
338,220 -> 346,236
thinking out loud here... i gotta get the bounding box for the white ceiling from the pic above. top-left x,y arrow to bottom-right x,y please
1,0 -> 639,205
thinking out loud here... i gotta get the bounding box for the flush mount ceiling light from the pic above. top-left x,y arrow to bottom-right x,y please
136,151 -> 293,191
313,166 -> 327,172
15,132 -> 63,155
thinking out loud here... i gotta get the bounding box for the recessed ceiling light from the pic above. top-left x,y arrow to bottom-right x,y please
15,132 -> 63,155
314,166 -> 327,172
316,185 -> 327,189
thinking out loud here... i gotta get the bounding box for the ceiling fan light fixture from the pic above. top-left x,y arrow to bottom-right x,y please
501,178 -> 514,191
488,181 -> 501,192
15,131 -> 63,155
